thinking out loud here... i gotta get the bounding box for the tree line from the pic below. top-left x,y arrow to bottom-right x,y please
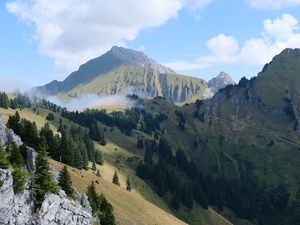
6,111 -> 103,170
0,92 -> 32,109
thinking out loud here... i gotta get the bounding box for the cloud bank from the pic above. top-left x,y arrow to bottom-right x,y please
6,0 -> 212,75
166,14 -> 300,72
48,94 -> 135,111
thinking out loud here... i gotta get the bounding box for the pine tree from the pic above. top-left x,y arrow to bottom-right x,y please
95,150 -> 103,165
58,165 -> 75,198
92,160 -> 97,171
86,181 -> 99,215
46,113 -> 55,121
126,176 -> 132,192
96,170 -> 101,177
86,181 -> 116,225
112,171 -> 120,186
7,111 -> 21,134
34,145 -> 58,209
137,138 -> 144,149
0,147 -> 9,169
12,167 -> 27,193
9,144 -> 24,167
98,193 -> 116,225
0,92 -> 9,109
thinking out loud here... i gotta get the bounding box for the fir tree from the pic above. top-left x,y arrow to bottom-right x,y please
137,138 -> 144,149
0,92 -> 9,109
0,147 -> 9,169
126,176 -> 132,192
86,181 -> 99,215
92,160 -> 97,171
98,193 -> 116,225
12,167 -> 27,193
46,113 -> 55,121
86,181 -> 115,225
96,170 -> 101,177
95,150 -> 103,165
58,165 -> 75,198
9,144 -> 24,167
112,171 -> 120,186
7,111 -> 21,134
34,145 -> 58,209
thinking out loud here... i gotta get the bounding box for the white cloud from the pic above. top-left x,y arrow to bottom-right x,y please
246,0 -> 300,9
166,14 -> 300,72
206,33 -> 239,62
6,0 -> 211,75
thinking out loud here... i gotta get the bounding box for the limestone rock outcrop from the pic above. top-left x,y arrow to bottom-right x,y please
8,129 -> 23,147
0,113 -> 7,146
0,169 -> 95,225
36,190 -> 95,225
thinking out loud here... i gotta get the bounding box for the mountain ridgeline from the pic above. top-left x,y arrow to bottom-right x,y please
34,46 -> 235,103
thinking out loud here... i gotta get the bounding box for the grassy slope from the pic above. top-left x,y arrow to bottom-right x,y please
0,106 -> 233,225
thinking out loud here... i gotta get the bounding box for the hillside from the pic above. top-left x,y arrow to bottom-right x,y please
0,106 -> 233,225
34,46 -> 232,104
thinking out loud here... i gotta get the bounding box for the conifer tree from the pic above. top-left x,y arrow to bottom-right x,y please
86,181 -> 116,225
7,111 -> 21,134
95,150 -> 103,165
58,165 -> 75,198
0,147 -> 9,169
0,92 -> 9,109
126,176 -> 132,192
34,145 -> 58,209
96,169 -> 101,177
9,144 -> 24,167
12,167 -> 27,193
92,160 -> 97,171
86,181 -> 99,214
112,171 -> 120,186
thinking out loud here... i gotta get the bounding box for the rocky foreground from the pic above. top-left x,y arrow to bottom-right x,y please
0,113 -> 96,225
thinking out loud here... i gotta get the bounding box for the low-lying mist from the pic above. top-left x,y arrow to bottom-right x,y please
48,94 -> 136,111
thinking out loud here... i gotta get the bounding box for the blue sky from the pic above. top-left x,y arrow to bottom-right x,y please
1,0 -> 300,89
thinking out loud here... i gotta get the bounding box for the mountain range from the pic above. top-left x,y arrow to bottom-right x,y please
34,46 -> 235,103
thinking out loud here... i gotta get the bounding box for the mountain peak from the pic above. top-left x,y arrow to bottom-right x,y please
208,72 -> 236,94
107,46 -> 175,74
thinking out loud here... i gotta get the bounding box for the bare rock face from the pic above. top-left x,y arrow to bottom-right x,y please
0,113 -> 7,146
0,169 -> 34,225
36,190 -> 95,225
0,169 -> 14,224
8,129 -> 23,147
0,168 -> 95,225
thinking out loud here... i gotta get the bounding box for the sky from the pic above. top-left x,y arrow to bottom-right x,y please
1,0 -> 300,90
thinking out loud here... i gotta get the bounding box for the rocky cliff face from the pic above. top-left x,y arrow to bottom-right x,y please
0,169 -> 34,225
0,113 -> 7,146
0,168 -> 95,225
0,117 -> 95,225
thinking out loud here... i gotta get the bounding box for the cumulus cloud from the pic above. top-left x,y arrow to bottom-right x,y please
6,0 -> 211,75
166,14 -> 300,72
246,0 -> 300,9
